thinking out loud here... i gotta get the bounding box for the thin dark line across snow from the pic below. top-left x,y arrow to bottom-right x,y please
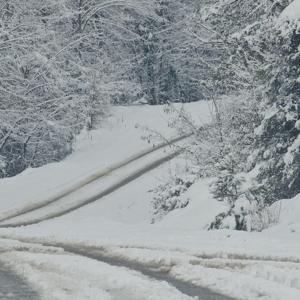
0,237 -> 237,300
0,134 -> 190,228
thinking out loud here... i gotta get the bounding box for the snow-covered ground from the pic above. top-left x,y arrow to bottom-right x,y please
2,172 -> 300,300
0,102 -> 212,220
0,101 -> 300,300
278,0 -> 300,22
0,239 -> 192,300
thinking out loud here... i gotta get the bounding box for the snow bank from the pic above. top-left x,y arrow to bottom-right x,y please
279,0 -> 300,21
277,0 -> 300,34
157,178 -> 227,230
279,193 -> 300,223
267,193 -> 300,236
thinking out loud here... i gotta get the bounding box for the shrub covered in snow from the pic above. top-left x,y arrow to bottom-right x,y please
150,170 -> 198,223
165,0 -> 300,231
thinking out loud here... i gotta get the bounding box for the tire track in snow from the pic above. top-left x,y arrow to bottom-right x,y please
0,265 -> 39,300
33,242 -> 300,300
4,236 -> 300,299
61,244 -> 236,300
0,237 -> 236,300
0,134 -> 190,227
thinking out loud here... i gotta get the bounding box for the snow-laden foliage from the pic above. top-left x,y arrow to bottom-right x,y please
205,0 -> 299,230
150,165 -> 198,223
154,0 -> 299,230
0,0 -> 154,177
1,0 -> 248,177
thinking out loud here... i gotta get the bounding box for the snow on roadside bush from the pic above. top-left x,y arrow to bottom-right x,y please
209,194 -> 282,231
149,165 -> 199,223
162,0 -> 300,231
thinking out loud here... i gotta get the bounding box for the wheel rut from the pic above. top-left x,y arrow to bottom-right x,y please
0,237 -> 237,300
0,265 -> 39,300
0,134 -> 190,226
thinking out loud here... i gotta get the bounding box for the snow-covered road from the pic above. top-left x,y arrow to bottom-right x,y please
0,134 -> 189,228
0,264 -> 38,300
0,237 -> 235,300
2,234 -> 300,300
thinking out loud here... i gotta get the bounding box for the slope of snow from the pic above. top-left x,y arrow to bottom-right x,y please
266,193 -> 300,236
158,178 -> 227,230
0,101 -> 300,300
0,102 -> 212,219
1,172 -> 300,300
279,0 -> 300,21
277,0 -> 300,34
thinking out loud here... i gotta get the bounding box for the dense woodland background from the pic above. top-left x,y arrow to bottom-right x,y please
0,0 -> 299,230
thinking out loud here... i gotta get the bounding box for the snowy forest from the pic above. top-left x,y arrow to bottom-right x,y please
0,0 -> 299,231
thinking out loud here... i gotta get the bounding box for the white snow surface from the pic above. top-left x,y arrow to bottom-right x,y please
0,240 -> 192,300
278,0 -> 300,34
0,102 -> 300,300
0,102 -> 212,219
279,0 -> 300,21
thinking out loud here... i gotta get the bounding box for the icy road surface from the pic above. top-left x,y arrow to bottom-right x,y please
0,238 -> 235,300
0,265 -> 38,300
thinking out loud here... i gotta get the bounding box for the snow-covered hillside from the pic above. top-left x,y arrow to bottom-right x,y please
0,102 -> 212,220
0,102 -> 300,300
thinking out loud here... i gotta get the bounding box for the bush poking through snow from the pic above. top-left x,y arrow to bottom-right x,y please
209,193 -> 282,231
150,174 -> 197,223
